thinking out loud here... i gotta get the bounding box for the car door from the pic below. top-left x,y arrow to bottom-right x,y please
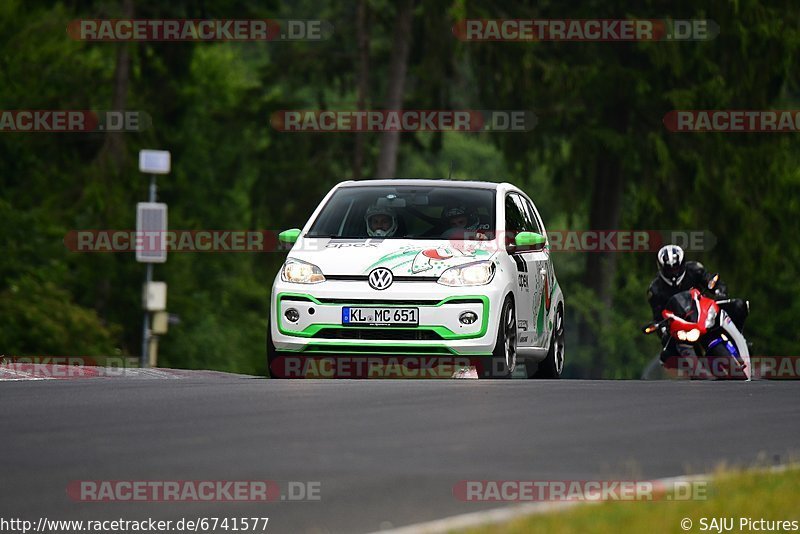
504,193 -> 537,347
517,194 -> 552,347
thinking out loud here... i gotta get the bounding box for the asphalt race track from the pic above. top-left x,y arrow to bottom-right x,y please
2,374 -> 798,533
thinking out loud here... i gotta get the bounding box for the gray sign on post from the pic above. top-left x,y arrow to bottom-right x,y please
136,202 -> 168,263
139,149 -> 171,174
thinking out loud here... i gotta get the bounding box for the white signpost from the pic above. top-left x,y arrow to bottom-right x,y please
137,149 -> 170,367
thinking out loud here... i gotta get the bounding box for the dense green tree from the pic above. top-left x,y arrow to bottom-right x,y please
1,0 -> 797,378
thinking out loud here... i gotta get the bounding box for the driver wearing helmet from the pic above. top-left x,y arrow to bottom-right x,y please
441,206 -> 487,239
647,244 -> 748,361
365,204 -> 398,237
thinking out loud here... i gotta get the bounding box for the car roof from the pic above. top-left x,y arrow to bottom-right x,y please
336,179 -> 511,191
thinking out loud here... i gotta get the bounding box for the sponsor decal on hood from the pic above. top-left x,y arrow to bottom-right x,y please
289,238 -> 497,276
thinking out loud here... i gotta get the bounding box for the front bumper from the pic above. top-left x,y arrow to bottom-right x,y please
270,280 -> 506,355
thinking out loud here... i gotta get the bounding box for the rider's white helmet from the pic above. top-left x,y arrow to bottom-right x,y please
657,244 -> 686,286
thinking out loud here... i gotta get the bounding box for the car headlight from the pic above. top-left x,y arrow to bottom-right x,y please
705,307 -> 717,329
437,261 -> 495,287
281,258 -> 325,284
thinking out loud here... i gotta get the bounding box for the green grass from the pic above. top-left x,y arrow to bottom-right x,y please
463,467 -> 800,534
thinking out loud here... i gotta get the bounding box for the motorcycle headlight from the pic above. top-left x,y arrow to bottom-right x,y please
686,329 -> 701,342
281,258 -> 325,284
705,307 -> 717,329
437,261 -> 496,287
677,330 -> 687,341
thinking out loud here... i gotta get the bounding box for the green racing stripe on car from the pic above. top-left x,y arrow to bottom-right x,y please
278,292 -> 324,305
365,246 -> 496,274
364,249 -> 421,272
281,324 -> 474,340
536,278 -> 559,336
392,258 -> 414,272
536,291 -> 545,335
546,279 -> 560,333
276,293 -> 490,340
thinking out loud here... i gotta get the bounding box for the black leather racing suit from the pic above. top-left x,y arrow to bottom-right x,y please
647,261 -> 748,362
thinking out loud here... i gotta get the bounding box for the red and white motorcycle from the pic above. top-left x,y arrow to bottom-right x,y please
642,276 -> 751,380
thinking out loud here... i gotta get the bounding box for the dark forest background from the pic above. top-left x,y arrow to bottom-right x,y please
2,0 -> 798,377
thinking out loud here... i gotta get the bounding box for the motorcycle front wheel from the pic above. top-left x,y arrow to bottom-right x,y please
705,339 -> 748,380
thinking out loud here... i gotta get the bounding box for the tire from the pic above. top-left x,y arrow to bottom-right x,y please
705,339 -> 747,380
480,296 -> 516,379
531,303 -> 564,379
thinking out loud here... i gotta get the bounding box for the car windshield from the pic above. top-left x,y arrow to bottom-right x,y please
306,185 -> 496,240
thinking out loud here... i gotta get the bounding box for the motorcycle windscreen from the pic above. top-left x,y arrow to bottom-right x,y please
664,291 -> 698,323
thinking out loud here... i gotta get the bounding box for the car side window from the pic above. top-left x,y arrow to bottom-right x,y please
505,195 -> 526,233
517,195 -> 542,234
505,194 -> 528,251
507,193 -> 547,252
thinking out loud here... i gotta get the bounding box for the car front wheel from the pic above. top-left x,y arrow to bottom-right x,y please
481,296 -> 516,379
530,304 -> 564,379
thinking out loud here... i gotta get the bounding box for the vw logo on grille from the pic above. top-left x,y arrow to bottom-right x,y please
368,267 -> 394,290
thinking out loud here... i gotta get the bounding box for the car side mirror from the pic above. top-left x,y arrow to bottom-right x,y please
514,231 -> 546,251
278,228 -> 301,244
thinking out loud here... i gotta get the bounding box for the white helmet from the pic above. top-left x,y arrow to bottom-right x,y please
365,205 -> 398,237
657,244 -> 686,286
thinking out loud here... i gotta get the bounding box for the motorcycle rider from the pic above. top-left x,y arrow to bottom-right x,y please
647,244 -> 749,362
